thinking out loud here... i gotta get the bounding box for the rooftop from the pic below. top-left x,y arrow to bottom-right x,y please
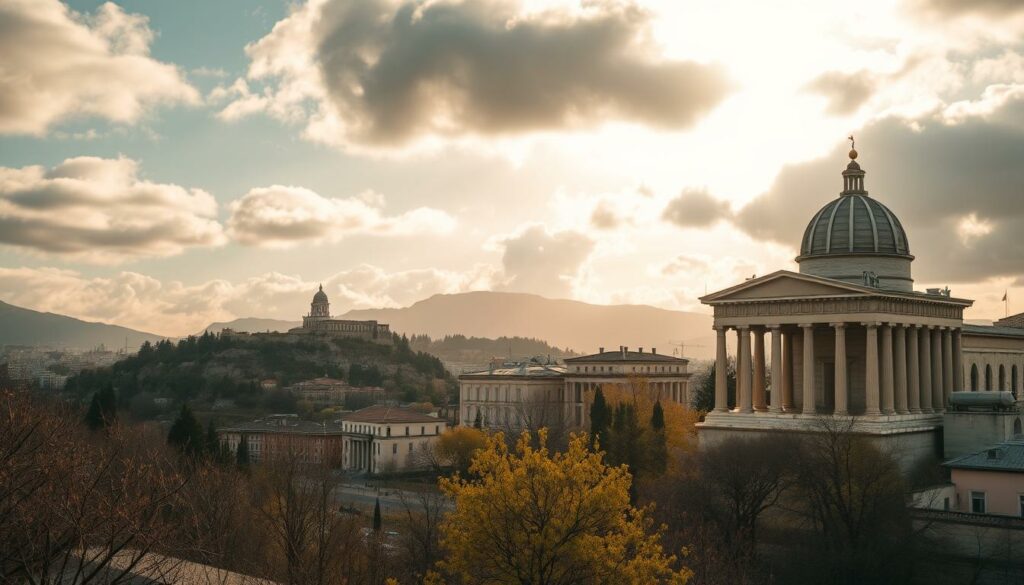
565,348 -> 687,364
342,404 -> 441,424
460,363 -> 567,378
221,416 -> 344,435
944,440 -> 1024,473
963,323 -> 1024,339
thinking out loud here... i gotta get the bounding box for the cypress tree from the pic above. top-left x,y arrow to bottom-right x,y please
650,401 -> 668,475
167,404 -> 204,457
205,420 -> 226,462
589,387 -> 609,449
236,434 -> 250,466
373,497 -> 382,531
84,384 -> 117,430
473,410 -> 483,429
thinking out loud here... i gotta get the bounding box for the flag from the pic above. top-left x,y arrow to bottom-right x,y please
1003,291 -> 1008,302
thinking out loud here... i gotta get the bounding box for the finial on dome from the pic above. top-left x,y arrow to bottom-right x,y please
848,135 -> 858,160
319,284 -> 323,292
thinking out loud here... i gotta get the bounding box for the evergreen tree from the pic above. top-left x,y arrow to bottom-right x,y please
167,404 -> 205,457
589,387 -> 609,449
205,420 -> 228,462
84,384 -> 117,430
373,497 -> 382,531
236,434 -> 250,466
473,410 -> 483,430
650,401 -> 668,475
693,359 -> 737,412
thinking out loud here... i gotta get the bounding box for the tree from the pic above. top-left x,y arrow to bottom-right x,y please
473,410 -> 482,430
236,434 -> 250,467
432,427 -> 487,476
589,387 -> 610,449
373,497 -> 383,532
650,401 -> 668,476
204,420 -> 228,463
84,383 -> 117,430
437,430 -> 690,585
167,404 -> 204,457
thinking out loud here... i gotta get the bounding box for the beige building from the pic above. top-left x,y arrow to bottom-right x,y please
340,405 -> 446,474
698,147 -> 1024,468
458,348 -> 691,431
944,440 -> 1024,517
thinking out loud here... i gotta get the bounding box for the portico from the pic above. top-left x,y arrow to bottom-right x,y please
702,272 -> 971,433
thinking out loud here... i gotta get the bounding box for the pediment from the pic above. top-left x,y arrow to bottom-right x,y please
702,271 -> 872,303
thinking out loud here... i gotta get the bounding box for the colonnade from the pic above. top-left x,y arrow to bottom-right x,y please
713,323 -> 963,416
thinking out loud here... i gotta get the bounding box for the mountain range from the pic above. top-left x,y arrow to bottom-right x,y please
0,292 -> 716,360
0,300 -> 165,350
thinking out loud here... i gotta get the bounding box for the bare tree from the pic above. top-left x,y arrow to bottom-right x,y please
392,488 -> 449,583
0,389 -> 188,584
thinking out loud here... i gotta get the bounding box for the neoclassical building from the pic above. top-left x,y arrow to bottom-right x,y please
289,285 -> 392,343
698,147 -> 1024,466
458,347 -> 691,430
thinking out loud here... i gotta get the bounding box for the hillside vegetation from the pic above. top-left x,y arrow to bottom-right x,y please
65,331 -> 455,419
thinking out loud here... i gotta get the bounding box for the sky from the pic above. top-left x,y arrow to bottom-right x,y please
0,0 -> 1023,337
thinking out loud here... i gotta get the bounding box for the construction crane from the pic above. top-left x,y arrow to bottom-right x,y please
669,339 -> 705,359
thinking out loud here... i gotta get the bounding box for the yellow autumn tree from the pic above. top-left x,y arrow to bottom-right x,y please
436,430 -> 690,585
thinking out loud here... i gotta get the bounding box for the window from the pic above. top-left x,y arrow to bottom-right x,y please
387,426 -> 391,437
405,426 -> 409,436
971,491 -> 986,514
435,425 -> 439,434
392,444 -> 397,454
421,425 -> 425,435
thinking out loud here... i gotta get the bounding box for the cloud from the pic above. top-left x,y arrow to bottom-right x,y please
0,264 -> 499,337
913,0 -> 1024,17
732,86 -> 1024,283
495,224 -> 594,298
222,0 -> 729,151
0,0 -> 198,135
804,70 -> 877,115
226,185 -> 456,247
661,188 -> 732,228
0,156 -> 225,263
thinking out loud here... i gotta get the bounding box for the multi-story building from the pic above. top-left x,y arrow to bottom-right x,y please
339,405 -> 447,474
219,414 -> 345,466
290,285 -> 392,343
458,348 -> 692,431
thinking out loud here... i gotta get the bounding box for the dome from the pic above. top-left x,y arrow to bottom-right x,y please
313,284 -> 328,303
796,152 -> 915,292
799,195 -> 910,258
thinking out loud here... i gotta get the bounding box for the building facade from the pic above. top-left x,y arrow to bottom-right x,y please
944,440 -> 1024,517
458,348 -> 691,431
340,405 -> 447,474
292,285 -> 392,343
219,414 -> 345,466
698,147 -> 1024,469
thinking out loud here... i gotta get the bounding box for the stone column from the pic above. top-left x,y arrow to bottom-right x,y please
881,324 -> 895,415
738,326 -> 753,414
753,328 -> 767,411
769,326 -> 783,413
864,322 -> 881,416
931,327 -> 944,412
920,327 -> 933,413
894,325 -> 908,414
908,325 -> 921,413
953,328 -> 963,393
942,328 -> 954,406
801,324 -> 816,415
782,331 -> 794,411
832,323 -> 848,416
714,327 -> 728,412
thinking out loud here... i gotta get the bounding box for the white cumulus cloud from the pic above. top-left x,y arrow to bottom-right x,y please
0,0 -> 199,135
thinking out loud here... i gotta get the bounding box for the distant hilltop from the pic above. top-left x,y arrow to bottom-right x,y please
341,291 -> 715,360
0,300 -> 165,351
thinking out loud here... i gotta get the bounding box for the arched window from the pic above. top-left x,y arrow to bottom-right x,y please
985,364 -> 993,390
1014,418 -> 1022,437
1013,365 -> 1019,398
971,364 -> 979,391
1000,365 -> 1007,391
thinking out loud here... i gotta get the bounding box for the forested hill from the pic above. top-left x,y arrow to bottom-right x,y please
408,334 -> 577,367
65,332 -> 454,418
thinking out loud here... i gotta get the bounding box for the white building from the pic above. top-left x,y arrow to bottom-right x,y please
340,405 -> 447,474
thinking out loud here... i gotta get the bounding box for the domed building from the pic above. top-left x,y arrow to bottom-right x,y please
697,148 -> 976,468
294,285 -> 393,344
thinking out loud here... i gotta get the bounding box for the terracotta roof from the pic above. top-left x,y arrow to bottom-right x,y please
342,404 -> 441,424
565,350 -> 687,364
